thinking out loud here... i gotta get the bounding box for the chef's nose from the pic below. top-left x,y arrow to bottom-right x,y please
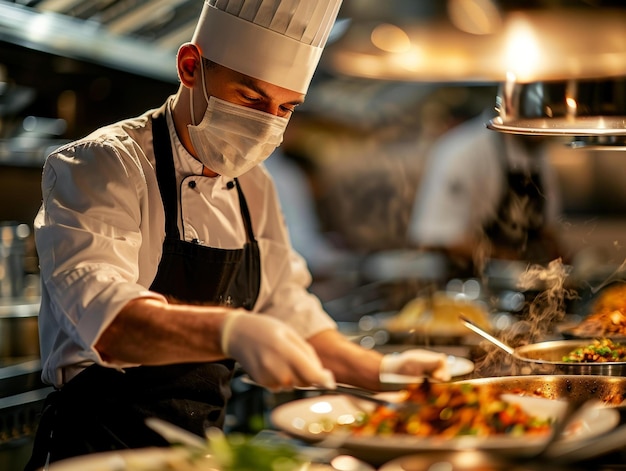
258,103 -> 281,116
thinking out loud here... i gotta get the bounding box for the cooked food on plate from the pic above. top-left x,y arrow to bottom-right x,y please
569,284 -> 626,338
386,292 -> 490,337
327,381 -> 551,438
562,338 -> 626,363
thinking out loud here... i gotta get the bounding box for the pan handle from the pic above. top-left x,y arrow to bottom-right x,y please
459,315 -> 516,355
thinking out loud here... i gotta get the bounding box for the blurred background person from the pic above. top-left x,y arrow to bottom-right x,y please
264,148 -> 357,279
409,113 -> 567,278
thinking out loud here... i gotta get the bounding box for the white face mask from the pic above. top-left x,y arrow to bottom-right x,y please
187,62 -> 290,178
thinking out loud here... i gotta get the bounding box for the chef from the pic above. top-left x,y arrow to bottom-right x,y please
409,113 -> 565,276
25,1 -> 449,469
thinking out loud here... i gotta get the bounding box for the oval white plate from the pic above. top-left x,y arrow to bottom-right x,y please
47,447 -> 333,471
271,393 -> 619,463
379,355 -> 474,388
47,447 -> 200,471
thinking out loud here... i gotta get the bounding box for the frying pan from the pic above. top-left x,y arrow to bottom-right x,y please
461,316 -> 626,376
512,339 -> 626,376
455,375 -> 626,406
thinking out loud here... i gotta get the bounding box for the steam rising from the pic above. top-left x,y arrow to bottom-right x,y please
474,258 -> 578,377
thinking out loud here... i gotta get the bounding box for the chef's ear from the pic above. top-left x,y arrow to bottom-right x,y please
176,43 -> 202,87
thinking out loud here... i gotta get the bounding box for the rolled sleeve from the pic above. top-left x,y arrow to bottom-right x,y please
36,134 -> 165,386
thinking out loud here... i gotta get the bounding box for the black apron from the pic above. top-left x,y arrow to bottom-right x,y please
25,108 -> 261,470
483,137 -> 547,262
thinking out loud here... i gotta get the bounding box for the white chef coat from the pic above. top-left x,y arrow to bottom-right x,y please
409,115 -> 561,248
35,97 -> 336,388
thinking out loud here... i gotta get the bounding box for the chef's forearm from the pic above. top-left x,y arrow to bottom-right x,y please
95,298 -> 231,365
308,329 -> 383,391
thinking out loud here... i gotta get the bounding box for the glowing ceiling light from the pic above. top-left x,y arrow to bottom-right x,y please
565,97 -> 577,112
503,17 -> 541,82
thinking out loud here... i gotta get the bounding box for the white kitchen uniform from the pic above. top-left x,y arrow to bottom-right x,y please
35,97 -> 336,388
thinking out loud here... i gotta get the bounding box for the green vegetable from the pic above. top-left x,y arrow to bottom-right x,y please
206,428 -> 305,471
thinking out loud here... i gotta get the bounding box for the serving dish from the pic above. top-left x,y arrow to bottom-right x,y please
270,392 -> 618,466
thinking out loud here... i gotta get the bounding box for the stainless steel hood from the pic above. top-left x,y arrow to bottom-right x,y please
321,0 -> 626,140
0,0 -> 204,83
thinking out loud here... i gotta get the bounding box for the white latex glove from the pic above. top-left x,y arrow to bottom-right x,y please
221,310 -> 336,391
380,349 -> 450,382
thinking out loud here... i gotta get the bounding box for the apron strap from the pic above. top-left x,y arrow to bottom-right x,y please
152,111 -> 181,240
233,178 -> 256,243
152,112 -> 257,245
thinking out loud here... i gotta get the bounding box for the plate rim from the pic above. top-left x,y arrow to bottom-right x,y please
379,355 -> 474,386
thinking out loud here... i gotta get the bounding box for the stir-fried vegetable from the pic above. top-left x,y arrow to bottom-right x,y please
562,338 -> 626,363
343,381 -> 551,438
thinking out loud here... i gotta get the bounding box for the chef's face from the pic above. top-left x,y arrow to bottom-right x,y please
201,60 -> 305,119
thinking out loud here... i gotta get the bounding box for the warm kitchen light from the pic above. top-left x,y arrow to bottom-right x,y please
323,6 -> 626,83
448,0 -> 501,35
502,15 -> 541,83
371,23 -> 411,53
565,97 -> 577,115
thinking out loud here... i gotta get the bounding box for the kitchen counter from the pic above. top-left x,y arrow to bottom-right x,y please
0,357 -> 51,471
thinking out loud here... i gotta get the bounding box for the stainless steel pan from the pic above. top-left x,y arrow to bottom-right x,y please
461,316 -> 626,376
456,375 -> 626,405
512,339 -> 626,376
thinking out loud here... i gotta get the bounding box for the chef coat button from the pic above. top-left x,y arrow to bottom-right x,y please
188,180 -> 196,189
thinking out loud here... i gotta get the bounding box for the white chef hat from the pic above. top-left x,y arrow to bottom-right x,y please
191,0 -> 343,94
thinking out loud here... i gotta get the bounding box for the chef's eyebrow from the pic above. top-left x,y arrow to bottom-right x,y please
239,76 -> 305,106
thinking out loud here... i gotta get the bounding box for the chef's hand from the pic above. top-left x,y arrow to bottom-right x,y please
380,350 -> 450,382
221,310 -> 336,392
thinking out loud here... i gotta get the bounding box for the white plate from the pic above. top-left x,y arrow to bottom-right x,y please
46,447 -> 333,470
379,355 -> 474,388
270,393 -> 619,465
46,447 -> 203,471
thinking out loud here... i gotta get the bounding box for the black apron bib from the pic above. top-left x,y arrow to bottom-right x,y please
483,138 -> 547,262
25,108 -> 261,470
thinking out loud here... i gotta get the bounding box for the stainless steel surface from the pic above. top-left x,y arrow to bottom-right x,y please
0,223 -> 30,299
0,299 -> 40,360
0,358 -> 50,471
456,375 -> 626,404
0,1 -> 200,83
487,77 -> 626,137
460,315 -> 515,355
513,339 -> 626,376
463,312 -> 626,376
